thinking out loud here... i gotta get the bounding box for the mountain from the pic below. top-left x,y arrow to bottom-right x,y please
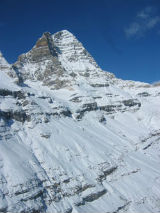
0,30 -> 160,213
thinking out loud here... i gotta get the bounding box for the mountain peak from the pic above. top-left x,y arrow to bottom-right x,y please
53,29 -> 74,37
52,29 -> 100,73
12,29 -> 101,88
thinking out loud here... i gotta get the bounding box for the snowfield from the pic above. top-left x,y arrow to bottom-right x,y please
0,30 -> 160,213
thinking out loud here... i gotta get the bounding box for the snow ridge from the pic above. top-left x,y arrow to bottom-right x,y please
0,30 -> 160,213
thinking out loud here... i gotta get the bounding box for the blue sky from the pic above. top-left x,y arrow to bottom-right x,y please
0,0 -> 160,83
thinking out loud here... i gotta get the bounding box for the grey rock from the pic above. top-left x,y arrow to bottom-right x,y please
90,83 -> 109,87
82,188 -> 107,202
99,115 -> 106,123
137,92 -> 150,97
0,89 -> 25,99
99,105 -> 116,113
0,110 -> 30,122
122,99 -> 141,107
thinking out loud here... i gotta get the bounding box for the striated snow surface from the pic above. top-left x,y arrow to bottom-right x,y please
0,30 -> 160,213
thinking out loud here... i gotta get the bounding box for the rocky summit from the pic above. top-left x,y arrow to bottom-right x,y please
0,30 -> 160,213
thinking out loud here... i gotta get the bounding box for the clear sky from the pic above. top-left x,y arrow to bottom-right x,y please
0,0 -> 160,83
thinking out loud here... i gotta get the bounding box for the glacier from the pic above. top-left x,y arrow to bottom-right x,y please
0,30 -> 160,213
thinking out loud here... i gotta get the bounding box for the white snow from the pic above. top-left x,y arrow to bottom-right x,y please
0,30 -> 160,213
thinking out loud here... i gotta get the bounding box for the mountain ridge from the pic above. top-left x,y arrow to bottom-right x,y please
0,30 -> 160,213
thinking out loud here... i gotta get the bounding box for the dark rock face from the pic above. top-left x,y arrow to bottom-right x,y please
74,99 -> 141,120
99,99 -> 141,115
82,102 -> 98,111
43,32 -> 59,57
83,189 -> 107,202
75,102 -> 98,119
30,32 -> 57,62
18,32 -> 58,63
99,115 -> 106,123
122,99 -> 141,107
59,108 -> 72,117
97,166 -> 117,182
0,89 -> 25,99
0,89 -> 14,97
137,92 -> 150,97
99,105 -> 117,113
69,96 -> 82,103
90,83 -> 109,87
0,110 -> 30,122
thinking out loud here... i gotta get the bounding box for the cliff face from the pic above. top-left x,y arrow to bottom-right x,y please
0,30 -> 160,213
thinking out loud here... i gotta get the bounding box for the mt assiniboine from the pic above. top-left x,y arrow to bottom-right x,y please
0,30 -> 160,213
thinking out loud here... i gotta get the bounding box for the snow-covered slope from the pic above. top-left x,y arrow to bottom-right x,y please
0,30 -> 160,213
